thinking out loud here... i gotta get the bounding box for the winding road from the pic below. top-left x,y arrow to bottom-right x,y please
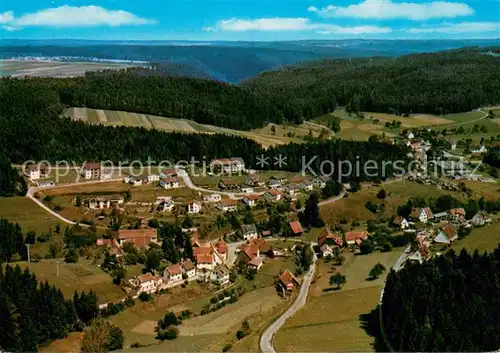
260,252 -> 318,353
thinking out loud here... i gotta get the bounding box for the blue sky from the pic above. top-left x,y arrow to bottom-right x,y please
0,0 -> 498,40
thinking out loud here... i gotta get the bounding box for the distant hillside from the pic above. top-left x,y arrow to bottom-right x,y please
1,39 -> 497,82
243,47 -> 500,121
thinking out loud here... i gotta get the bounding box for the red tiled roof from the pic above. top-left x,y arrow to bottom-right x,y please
221,199 -> 237,206
137,273 -> 155,283
83,162 -> 101,170
449,208 -> 466,216
162,177 -> 179,183
345,231 -> 369,242
269,189 -> 282,196
279,270 -> 299,286
162,168 -> 176,175
289,221 -> 303,234
317,228 -> 342,247
96,238 -> 117,247
118,228 -> 156,239
245,194 -> 261,200
196,253 -> 214,264
167,264 -> 182,276
442,224 -> 458,238
221,179 -> 238,185
249,257 -> 262,267
216,239 -> 228,254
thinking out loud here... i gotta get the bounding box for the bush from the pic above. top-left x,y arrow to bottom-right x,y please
236,330 -> 246,340
222,343 -> 233,352
138,292 -> 152,302
377,189 -> 387,199
124,297 -> 135,307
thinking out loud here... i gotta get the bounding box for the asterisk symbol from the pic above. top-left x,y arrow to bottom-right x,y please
256,154 -> 270,168
274,154 -> 287,168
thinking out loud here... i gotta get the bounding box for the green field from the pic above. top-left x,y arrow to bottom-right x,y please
452,222 -> 500,253
14,259 -> 124,303
0,196 -> 64,233
275,250 -> 403,352
64,108 -> 299,148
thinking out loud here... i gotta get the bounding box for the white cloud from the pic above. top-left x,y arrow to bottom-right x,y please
0,11 -> 14,23
204,17 -> 392,34
308,0 -> 474,20
2,26 -> 21,32
0,5 -> 157,29
406,22 -> 500,33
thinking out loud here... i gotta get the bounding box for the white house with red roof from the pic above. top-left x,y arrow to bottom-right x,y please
317,228 -> 342,258
160,177 -> 180,189
165,264 -> 183,283
410,207 -> 434,223
132,274 -> 163,295
217,199 -> 238,212
345,231 -> 369,246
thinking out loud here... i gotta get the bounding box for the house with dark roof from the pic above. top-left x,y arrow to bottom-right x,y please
240,224 -> 258,240
410,207 -> 434,223
434,224 -> 458,244
392,216 -> 409,229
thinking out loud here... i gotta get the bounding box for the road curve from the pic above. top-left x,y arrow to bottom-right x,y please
25,178 -> 122,227
260,253 -> 318,353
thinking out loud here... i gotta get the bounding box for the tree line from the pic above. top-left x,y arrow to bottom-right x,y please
0,153 -> 27,197
243,47 -> 500,121
381,247 -> 500,351
0,264 -> 100,352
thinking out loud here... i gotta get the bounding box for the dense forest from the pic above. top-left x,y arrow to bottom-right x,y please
251,139 -> 409,181
0,264 -> 99,352
0,153 -> 27,197
381,247 -> 500,351
243,47 -> 500,121
0,72 -> 280,131
0,77 -> 263,164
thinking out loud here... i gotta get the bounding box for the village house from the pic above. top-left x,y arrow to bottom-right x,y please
279,270 -> 300,291
433,211 -> 448,221
299,180 -> 314,192
203,194 -> 222,203
288,220 -> 304,237
157,200 -> 175,212
240,224 -> 258,240
165,264 -> 183,283
448,208 -> 466,221
187,201 -> 202,214
215,239 -> 228,261
182,260 -> 197,278
282,184 -> 300,198
129,175 -> 148,186
147,174 -> 160,183
345,231 -> 369,246
161,168 -> 177,178
434,224 -> 458,244
317,228 -> 343,258
410,207 -> 434,223
240,186 -> 254,194
450,141 -> 457,150
194,247 -> 217,271
238,241 -> 262,270
160,177 -> 180,189
117,228 -> 158,248
88,197 -> 111,210
313,175 -> 329,188
408,235 -> 432,264
217,199 -> 238,212
267,177 -> 282,189
81,162 -> 101,179
211,158 -> 245,174
218,179 -> 240,190
472,211 -> 491,227
264,189 -> 283,202
248,237 -> 273,258
26,164 -> 49,180
95,238 -> 123,257
245,175 -> 264,187
392,216 -> 410,230
132,274 -> 163,295
242,194 -> 260,207
211,265 -> 231,286
406,131 -> 415,140
471,145 -> 488,154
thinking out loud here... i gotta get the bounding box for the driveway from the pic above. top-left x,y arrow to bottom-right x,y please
260,251 -> 318,353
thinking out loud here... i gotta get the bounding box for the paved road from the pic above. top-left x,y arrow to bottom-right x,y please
260,251 -> 318,353
176,167 -> 266,199
25,178 -> 122,227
